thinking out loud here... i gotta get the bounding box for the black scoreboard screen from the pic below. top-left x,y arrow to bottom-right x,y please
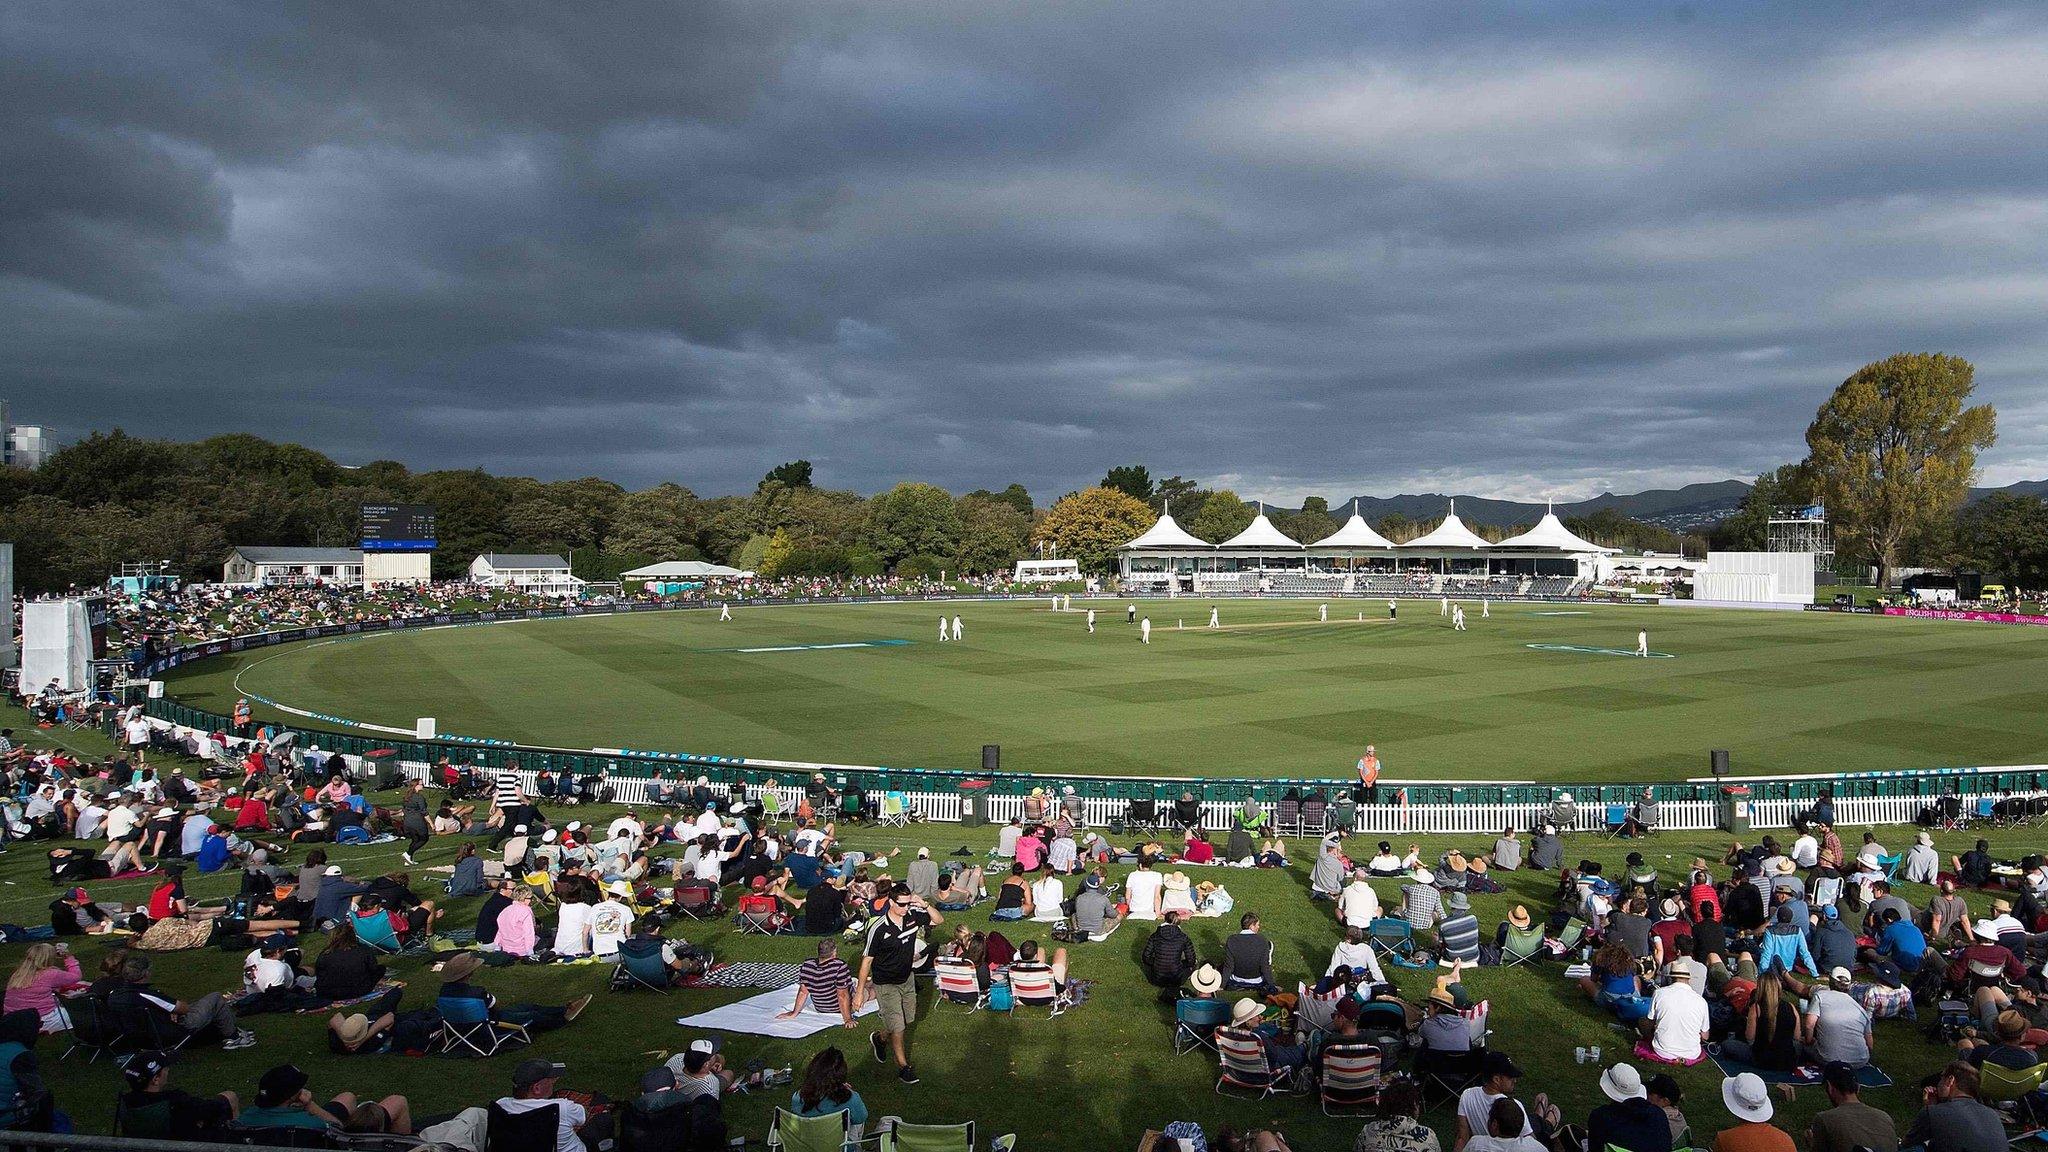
360,504 -> 437,551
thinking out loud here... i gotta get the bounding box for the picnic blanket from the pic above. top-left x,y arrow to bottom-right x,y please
674,985 -> 878,1039
1711,1053 -> 1892,1088
682,963 -> 805,990
293,981 -> 405,1014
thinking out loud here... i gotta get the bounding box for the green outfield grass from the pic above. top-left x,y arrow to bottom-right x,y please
7,705 -> 2042,1150
163,599 -> 2048,782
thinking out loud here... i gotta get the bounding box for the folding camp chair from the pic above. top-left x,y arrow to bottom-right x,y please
1318,1041 -> 1383,1116
435,995 -> 529,1058
839,791 -> 867,824
60,994 -> 127,1062
1979,1060 -> 2048,1127
1173,997 -> 1231,1055
1274,793 -> 1302,837
736,904 -> 789,936
1877,853 -> 1903,884
609,948 -> 674,994
1354,1000 -> 1409,1055
1008,963 -> 1072,1018
769,1106 -> 864,1152
760,790 -> 784,826
1368,917 -> 1424,967
878,792 -> 909,828
1295,981 -> 1345,1040
486,1101 -> 561,1151
1299,793 -> 1329,834
1125,798 -> 1159,835
671,884 -> 721,921
934,957 -> 987,1011
1215,1026 -> 1295,1100
1971,797 -> 1997,826
1602,804 -> 1628,836
1417,1048 -> 1485,1107
114,997 -> 194,1056
1500,923 -> 1546,967
1554,917 -> 1590,957
880,1120 -> 977,1152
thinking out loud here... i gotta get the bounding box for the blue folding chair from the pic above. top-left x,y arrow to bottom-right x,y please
1173,997 -> 1231,1055
1368,917 -> 1426,967
1603,804 -> 1628,836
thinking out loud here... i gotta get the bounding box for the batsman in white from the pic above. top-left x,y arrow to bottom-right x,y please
1086,609 -> 1096,634
718,602 -> 731,621
1140,617 -> 1152,644
1208,606 -> 1220,629
1637,629 -> 1649,657
1318,603 -> 1328,622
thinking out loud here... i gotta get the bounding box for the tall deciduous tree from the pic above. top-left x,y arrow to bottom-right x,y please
762,460 -> 813,490
1032,487 -> 1153,573
1804,353 -> 1996,588
863,482 -> 962,566
954,496 -> 1031,574
1956,493 -> 2048,589
1188,490 -> 1253,543
1101,464 -> 1154,504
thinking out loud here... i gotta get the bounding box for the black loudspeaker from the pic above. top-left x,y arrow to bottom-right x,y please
982,745 -> 1000,772
1710,749 -> 1730,777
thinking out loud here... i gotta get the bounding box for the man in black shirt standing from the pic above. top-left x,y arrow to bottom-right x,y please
858,882 -> 943,1085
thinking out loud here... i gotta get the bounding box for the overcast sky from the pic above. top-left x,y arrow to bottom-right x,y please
6,2 -> 2047,503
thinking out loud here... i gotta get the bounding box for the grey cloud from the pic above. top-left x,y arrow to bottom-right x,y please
5,1 -> 2047,501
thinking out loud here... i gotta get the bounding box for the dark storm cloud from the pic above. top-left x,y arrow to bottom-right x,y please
6,1 -> 2048,501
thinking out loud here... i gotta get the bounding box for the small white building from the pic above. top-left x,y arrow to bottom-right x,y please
1012,559 -> 1081,583
223,547 -> 365,586
470,553 -> 583,596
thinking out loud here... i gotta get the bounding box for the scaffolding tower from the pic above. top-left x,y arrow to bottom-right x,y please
1767,505 -> 1833,575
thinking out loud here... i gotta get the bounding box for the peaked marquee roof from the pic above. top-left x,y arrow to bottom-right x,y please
1493,507 -> 1620,554
1218,510 -> 1302,549
1399,503 -> 1491,549
1311,509 -> 1396,549
1123,511 -> 1212,549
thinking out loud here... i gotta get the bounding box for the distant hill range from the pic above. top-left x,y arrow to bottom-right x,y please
1267,478 -> 2047,533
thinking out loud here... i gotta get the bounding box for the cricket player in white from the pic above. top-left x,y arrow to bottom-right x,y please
1086,609 -> 1096,634
939,616 -> 949,641
1127,604 -> 1136,624
1637,629 -> 1649,657
1208,606 -> 1220,629
1318,603 -> 1328,622
951,615 -> 964,641
1453,606 -> 1466,631
1481,601 -> 1489,619
1440,596 -> 1448,616
1140,617 -> 1152,643
718,602 -> 731,621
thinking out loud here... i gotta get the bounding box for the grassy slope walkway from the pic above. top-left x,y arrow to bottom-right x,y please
7,706 -> 2038,1147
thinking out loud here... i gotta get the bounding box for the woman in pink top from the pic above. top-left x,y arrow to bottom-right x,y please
318,775 -> 354,805
495,887 -> 539,958
4,943 -> 83,1032
1015,832 -> 1046,873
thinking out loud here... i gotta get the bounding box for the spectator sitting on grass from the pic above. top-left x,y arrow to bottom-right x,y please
789,1045 -> 868,1133
778,939 -> 859,1028
1714,1073 -> 1794,1152
1223,912 -> 1277,994
1903,1062 -> 2005,1152
1355,1078 -> 1441,1152
117,1050 -> 237,1140
1588,1063 -> 1672,1152
494,1059 -> 593,1152
238,1063 -> 411,1137
1578,944 -> 1651,1024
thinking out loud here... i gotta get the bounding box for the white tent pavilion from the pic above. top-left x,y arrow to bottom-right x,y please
1217,507 -> 1302,550
1122,510 -> 1212,551
1493,504 -> 1620,554
1399,501 -> 1492,550
1310,503 -> 1396,550
618,560 -> 754,580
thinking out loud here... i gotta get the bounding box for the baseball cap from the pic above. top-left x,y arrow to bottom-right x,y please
324,865 -> 343,876
639,1067 -> 677,1094
1829,967 -> 1852,986
511,1059 -> 566,1090
1480,1051 -> 1524,1079
68,887 -> 88,902
256,1064 -> 311,1107
261,932 -> 292,952
122,1051 -> 171,1088
689,1037 -> 723,1055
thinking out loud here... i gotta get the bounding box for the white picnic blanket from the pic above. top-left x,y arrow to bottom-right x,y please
674,985 -> 879,1039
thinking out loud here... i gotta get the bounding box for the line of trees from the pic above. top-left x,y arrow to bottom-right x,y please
0,435 -> 1047,594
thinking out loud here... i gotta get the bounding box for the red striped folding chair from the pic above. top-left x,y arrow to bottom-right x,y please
933,957 -> 986,1012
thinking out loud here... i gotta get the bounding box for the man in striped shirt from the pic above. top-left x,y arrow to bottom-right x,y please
778,939 -> 859,1029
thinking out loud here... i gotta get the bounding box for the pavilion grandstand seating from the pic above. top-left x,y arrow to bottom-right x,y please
1353,573 -> 1438,597
1193,572 -> 1255,593
1525,576 -> 1584,598
1260,573 -> 1348,594
1443,575 -> 1522,597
